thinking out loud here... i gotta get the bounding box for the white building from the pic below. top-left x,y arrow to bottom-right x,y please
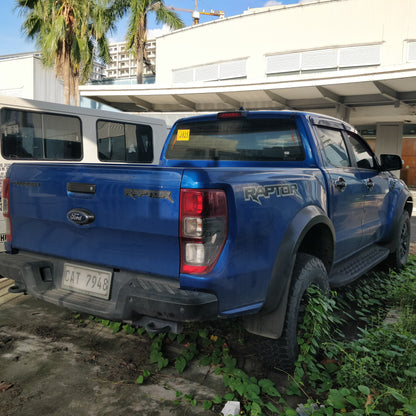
0,53 -> 65,104
105,40 -> 156,80
90,61 -> 106,81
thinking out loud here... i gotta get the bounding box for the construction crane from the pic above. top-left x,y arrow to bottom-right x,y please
167,0 -> 224,25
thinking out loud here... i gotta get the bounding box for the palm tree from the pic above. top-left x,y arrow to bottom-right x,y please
117,0 -> 184,84
16,0 -> 114,105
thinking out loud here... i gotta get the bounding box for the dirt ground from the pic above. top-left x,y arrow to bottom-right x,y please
1,239 -> 415,415
0,279 -> 232,416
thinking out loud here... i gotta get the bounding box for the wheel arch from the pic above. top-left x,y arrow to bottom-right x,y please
382,190 -> 413,251
244,204 -> 335,339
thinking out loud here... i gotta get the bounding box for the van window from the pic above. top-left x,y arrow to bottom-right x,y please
1,108 -> 82,160
97,120 -> 153,162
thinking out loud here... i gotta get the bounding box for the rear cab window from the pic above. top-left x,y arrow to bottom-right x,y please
165,116 -> 305,162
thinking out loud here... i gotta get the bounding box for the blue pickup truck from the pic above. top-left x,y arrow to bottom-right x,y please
0,110 -> 412,367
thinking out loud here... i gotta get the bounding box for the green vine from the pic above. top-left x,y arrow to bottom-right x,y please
87,256 -> 416,415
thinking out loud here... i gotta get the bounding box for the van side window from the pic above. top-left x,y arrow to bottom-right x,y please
316,126 -> 351,168
1,109 -> 82,160
97,120 -> 153,163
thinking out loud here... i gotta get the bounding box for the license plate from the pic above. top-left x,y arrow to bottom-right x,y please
62,263 -> 112,300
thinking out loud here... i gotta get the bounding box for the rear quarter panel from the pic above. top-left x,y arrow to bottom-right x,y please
179,167 -> 328,315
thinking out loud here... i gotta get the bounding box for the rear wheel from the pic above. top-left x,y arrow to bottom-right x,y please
387,210 -> 410,269
262,253 -> 329,371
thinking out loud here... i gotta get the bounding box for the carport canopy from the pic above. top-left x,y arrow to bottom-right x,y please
79,65 -> 416,126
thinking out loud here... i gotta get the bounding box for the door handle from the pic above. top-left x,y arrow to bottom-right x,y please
334,177 -> 347,192
365,178 -> 374,191
67,182 -> 96,194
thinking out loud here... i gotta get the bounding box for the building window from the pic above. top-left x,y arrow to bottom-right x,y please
173,59 -> 247,84
266,44 -> 381,75
408,41 -> 416,62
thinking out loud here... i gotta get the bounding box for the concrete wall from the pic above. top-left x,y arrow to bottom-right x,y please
0,55 -> 64,104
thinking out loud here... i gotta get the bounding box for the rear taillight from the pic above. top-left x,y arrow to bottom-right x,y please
2,178 -> 12,242
180,189 -> 228,275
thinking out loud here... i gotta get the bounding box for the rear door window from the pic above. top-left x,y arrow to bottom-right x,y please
166,117 -> 304,162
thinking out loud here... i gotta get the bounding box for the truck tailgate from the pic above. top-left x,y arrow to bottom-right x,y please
8,163 -> 183,278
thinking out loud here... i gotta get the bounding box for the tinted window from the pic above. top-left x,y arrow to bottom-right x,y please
316,126 -> 350,168
347,132 -> 376,169
166,117 -> 304,161
1,109 -> 82,160
97,120 -> 153,163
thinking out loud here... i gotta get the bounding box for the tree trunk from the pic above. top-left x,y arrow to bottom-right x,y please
71,73 -> 80,106
136,44 -> 144,84
63,50 -> 71,105
136,15 -> 146,84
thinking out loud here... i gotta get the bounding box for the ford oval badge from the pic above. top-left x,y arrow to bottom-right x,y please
67,208 -> 95,225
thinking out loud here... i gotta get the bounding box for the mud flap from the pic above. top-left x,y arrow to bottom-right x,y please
242,275 -> 291,339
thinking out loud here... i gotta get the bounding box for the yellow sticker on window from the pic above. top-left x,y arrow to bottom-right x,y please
177,129 -> 190,141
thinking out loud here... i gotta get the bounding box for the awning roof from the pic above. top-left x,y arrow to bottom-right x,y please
79,65 -> 416,125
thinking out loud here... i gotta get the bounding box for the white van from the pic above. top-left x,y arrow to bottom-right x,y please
0,95 -> 170,246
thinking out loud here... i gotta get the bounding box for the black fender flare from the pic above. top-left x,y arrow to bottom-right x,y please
244,204 -> 335,339
382,190 -> 413,251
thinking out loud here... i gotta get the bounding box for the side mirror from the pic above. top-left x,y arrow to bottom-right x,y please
379,154 -> 403,171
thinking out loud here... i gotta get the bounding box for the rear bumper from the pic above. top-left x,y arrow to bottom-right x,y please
0,251 -> 218,324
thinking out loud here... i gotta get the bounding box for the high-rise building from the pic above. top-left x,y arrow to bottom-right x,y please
105,40 -> 156,80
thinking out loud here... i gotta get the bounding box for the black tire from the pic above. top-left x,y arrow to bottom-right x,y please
387,210 -> 410,269
262,253 -> 329,371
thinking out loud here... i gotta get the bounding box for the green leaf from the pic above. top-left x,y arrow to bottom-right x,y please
328,390 -> 347,409
136,375 -> 144,384
199,355 -> 212,366
224,393 -> 234,401
122,324 -> 136,335
184,393 -> 193,401
175,356 -> 187,374
213,395 -> 223,404
110,322 -> 121,334
259,378 -> 280,397
158,357 -> 169,370
404,367 -> 416,378
358,385 -> 370,396
202,400 -> 212,410
286,381 -> 302,396
265,402 -> 279,413
143,370 -> 151,378
199,328 -> 209,339
251,402 -> 262,415
137,327 -> 146,335
388,389 -> 406,403
346,395 -> 360,408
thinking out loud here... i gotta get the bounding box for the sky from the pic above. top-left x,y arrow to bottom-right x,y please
0,0 -> 303,56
